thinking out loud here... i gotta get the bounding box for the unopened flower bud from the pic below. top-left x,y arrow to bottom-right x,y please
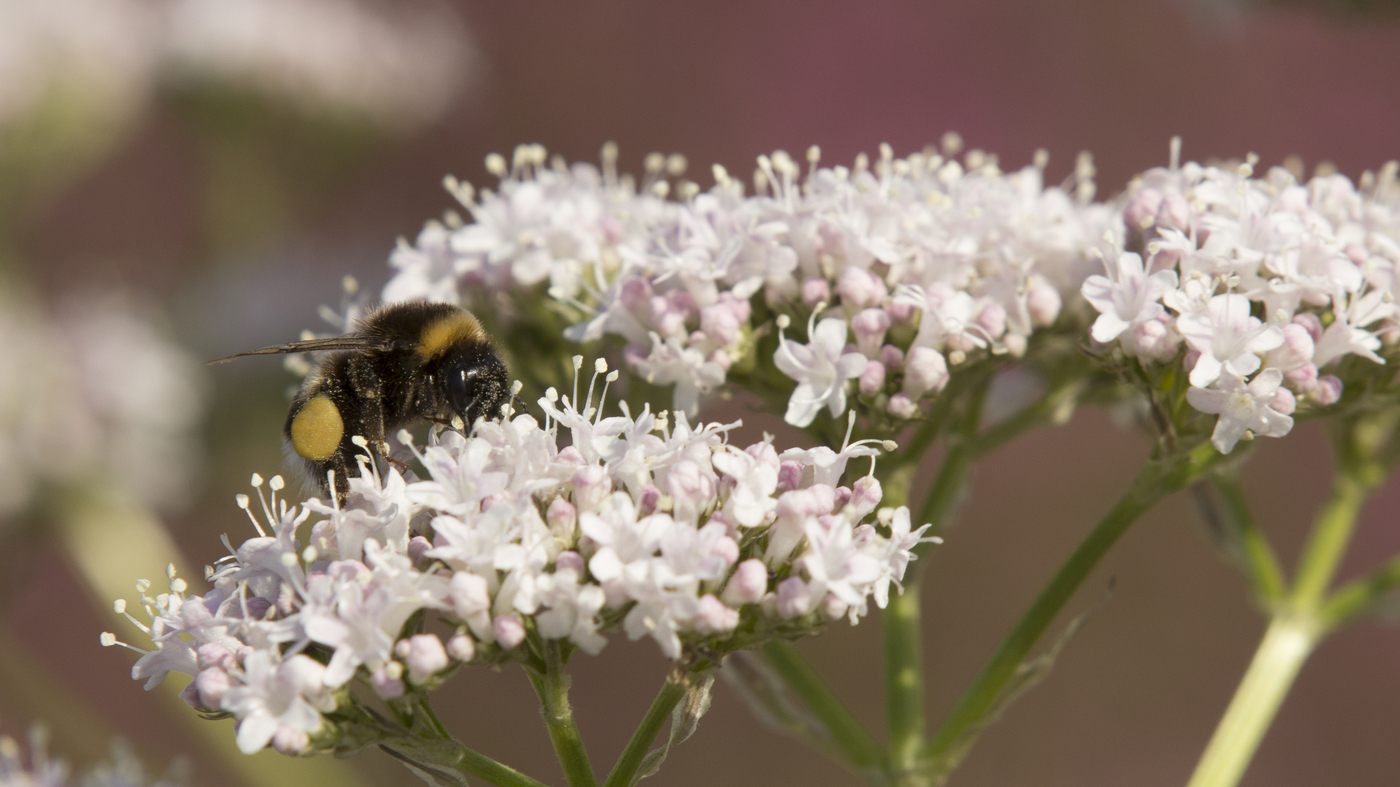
833,486 -> 852,510
447,633 -> 476,662
571,466 -> 612,513
850,476 -> 882,519
693,594 -> 740,634
197,643 -> 236,671
1272,387 -> 1297,415
859,360 -> 886,395
776,461 -> 804,493
1312,375 -> 1343,406
555,550 -> 585,574
851,308 -> 891,357
887,393 -> 918,419
776,577 -> 813,618
1157,191 -> 1191,231
1267,323 -> 1315,372
494,614 -> 527,649
1026,277 -> 1062,327
701,301 -> 742,345
407,536 -> 432,566
975,302 -> 1007,340
1292,312 -> 1324,343
801,278 -> 830,308
547,497 -> 578,539
371,665 -> 404,699
837,266 -> 888,310
904,346 -> 949,399
722,559 -> 770,605
879,343 -> 904,370
272,725 -> 310,755
636,484 -> 662,516
886,301 -> 916,323
400,634 -> 449,684
1286,363 -> 1319,392
195,667 -> 230,708
820,593 -> 849,621
1125,188 -> 1164,229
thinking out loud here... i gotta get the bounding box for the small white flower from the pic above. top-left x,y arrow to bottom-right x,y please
1177,293 -> 1284,388
774,316 -> 869,428
1186,369 -> 1295,454
1080,251 -> 1179,343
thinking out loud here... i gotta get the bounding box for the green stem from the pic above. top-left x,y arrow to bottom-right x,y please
527,641 -> 598,787
380,738 -> 551,787
602,678 -> 688,787
1183,616 -> 1316,787
883,583 -> 925,775
1291,472 -> 1369,609
1203,474 -> 1287,604
761,640 -> 885,771
925,445 -> 1214,763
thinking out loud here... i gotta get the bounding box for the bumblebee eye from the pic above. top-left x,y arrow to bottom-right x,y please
446,365 -> 487,417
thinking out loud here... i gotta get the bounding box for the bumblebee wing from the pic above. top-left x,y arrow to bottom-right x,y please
208,335 -> 395,365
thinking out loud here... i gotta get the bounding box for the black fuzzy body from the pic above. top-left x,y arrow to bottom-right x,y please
281,302 -> 510,501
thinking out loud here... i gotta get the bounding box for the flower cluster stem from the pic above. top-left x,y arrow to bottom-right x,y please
883,584 -> 925,775
602,678 -> 688,787
528,642 -> 598,787
761,640 -> 885,772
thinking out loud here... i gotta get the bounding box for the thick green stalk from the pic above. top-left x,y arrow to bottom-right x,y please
1183,616 -> 1316,787
924,445 -> 1214,764
883,584 -> 925,775
527,642 -> 598,787
761,640 -> 885,771
602,679 -> 688,787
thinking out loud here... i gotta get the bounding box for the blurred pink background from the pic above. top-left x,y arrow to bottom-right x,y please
4,1 -> 1400,785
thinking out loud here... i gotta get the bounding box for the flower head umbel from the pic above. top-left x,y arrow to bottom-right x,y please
106,361 -> 935,755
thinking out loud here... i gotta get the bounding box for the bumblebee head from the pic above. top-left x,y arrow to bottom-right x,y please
440,347 -> 511,427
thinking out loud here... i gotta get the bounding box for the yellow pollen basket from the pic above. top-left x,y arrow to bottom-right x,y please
290,395 -> 345,461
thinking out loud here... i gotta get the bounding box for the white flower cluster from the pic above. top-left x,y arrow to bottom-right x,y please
1083,147 -> 1400,452
382,140 -> 1119,425
0,727 -> 186,787
0,293 -> 206,516
107,364 -> 935,755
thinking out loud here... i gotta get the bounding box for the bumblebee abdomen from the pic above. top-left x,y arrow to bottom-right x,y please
289,394 -> 345,462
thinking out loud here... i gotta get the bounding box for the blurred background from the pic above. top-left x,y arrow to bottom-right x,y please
1,0 -> 1399,785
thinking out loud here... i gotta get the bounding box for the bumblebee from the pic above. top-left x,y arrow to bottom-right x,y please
214,302 -> 511,501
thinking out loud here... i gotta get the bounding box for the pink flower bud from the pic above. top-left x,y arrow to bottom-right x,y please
1131,314 -> 1178,362
555,550 -> 585,574
547,497 -> 578,538
245,597 -> 272,620
776,461 -> 804,493
195,667 -> 230,708
722,559 -> 770,605
1292,312 -> 1324,343
648,295 -> 688,338
571,466 -> 612,513
833,486 -> 852,510
449,572 -> 490,621
400,634 -> 449,684
636,484 -> 662,516
556,444 -> 586,466
665,289 -> 698,319
859,360 -> 886,395
1272,387 -> 1297,415
820,593 -> 849,621
887,393 -> 918,419
371,665 -> 404,699
197,643 -> 236,671
1267,323 -> 1315,372
879,343 -> 904,370
720,291 -> 752,323
837,266 -> 888,310
776,577 -> 813,618
851,308 -> 891,356
1157,191 -> 1191,231
1286,363 -> 1319,392
620,277 -> 653,311
693,594 -> 740,634
701,301 -> 741,345
180,682 -> 201,709
447,633 -> 476,662
975,302 -> 1007,340
272,726 -> 310,756
1125,188 -> 1164,229
1312,375 -> 1343,406
801,277 -> 831,307
850,476 -> 882,519
408,536 -> 432,565
886,301 -> 916,323
494,614 -> 527,649
904,346 -> 949,399
665,460 -> 715,522
1027,277 -> 1062,328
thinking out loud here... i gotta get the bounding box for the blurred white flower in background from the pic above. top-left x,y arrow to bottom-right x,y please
0,725 -> 188,787
161,0 -> 477,129
0,292 -> 207,516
